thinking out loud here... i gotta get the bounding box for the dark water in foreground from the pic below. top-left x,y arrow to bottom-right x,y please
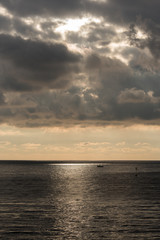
0,161 -> 160,239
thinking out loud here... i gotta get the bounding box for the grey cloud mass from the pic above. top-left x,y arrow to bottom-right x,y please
0,0 -> 86,17
0,34 -> 81,91
0,0 -> 160,127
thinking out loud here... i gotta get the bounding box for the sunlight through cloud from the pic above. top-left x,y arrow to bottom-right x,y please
56,18 -> 89,33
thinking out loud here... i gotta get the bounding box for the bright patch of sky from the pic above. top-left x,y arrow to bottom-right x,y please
0,5 -> 12,18
135,28 -> 148,40
0,124 -> 160,160
56,18 -> 89,33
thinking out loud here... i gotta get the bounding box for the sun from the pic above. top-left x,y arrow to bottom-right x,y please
56,18 -> 89,33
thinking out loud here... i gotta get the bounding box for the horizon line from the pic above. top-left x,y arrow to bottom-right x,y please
0,160 -> 160,164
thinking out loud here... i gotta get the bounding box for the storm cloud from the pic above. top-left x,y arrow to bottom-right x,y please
0,0 -> 160,127
0,0 -> 86,17
0,34 -> 81,91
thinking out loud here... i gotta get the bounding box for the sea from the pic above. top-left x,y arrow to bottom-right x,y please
0,161 -> 160,240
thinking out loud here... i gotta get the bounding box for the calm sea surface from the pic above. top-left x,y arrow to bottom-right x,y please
0,161 -> 160,239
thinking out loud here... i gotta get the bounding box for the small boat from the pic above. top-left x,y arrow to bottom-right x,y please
97,164 -> 104,167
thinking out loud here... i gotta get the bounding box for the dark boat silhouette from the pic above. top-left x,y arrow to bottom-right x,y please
97,164 -> 104,167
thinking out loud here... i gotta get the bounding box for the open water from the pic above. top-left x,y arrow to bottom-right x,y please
0,161 -> 160,239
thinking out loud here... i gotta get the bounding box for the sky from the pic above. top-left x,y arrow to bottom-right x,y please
0,0 -> 160,160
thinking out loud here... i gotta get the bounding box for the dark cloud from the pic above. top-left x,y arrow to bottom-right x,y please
1,0 -> 160,25
0,15 -> 11,31
0,0 -> 86,17
86,0 -> 160,62
40,21 -> 61,40
0,15 -> 40,39
0,34 -> 81,91
141,21 -> 160,60
13,18 -> 41,39
86,0 -> 160,25
117,88 -> 154,104
0,53 -> 160,127
0,14 -> 61,41
86,23 -> 116,43
0,0 -> 160,127
83,54 -> 160,123
0,91 -> 5,105
0,34 -> 80,67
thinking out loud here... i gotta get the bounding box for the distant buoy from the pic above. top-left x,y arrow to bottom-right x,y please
135,167 -> 138,176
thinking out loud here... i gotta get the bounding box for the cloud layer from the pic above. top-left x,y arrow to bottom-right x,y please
0,0 -> 160,127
